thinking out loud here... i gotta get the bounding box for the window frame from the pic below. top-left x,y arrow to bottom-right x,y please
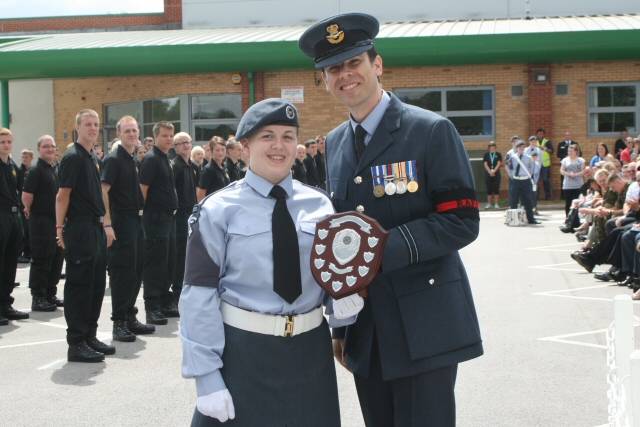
189,93 -> 242,144
393,85 -> 495,141
587,82 -> 639,137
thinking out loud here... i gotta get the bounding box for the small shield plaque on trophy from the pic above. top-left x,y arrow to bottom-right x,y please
310,211 -> 388,299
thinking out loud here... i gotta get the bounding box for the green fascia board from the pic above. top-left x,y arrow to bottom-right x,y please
1,29 -> 639,80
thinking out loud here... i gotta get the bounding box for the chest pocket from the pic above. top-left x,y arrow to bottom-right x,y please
227,222 -> 272,273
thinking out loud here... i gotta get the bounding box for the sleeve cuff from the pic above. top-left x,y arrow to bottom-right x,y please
195,370 -> 226,397
382,227 -> 411,273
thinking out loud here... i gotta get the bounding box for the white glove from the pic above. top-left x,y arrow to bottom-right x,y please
332,294 -> 364,319
196,389 -> 235,423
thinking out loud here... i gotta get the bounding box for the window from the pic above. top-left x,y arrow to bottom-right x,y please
104,96 -> 181,142
191,94 -> 242,143
588,83 -> 639,135
394,87 -> 494,139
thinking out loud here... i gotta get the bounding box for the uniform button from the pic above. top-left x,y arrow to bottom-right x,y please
428,278 -> 435,286
354,176 -> 363,184
356,205 -> 365,213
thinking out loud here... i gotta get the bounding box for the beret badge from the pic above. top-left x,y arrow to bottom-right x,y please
325,24 -> 345,45
285,105 -> 296,119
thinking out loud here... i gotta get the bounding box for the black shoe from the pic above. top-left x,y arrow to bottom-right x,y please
594,272 -> 613,282
0,315 -> 7,326
571,252 -> 595,273
617,276 -> 634,287
68,342 -> 105,363
146,309 -> 168,325
576,234 -> 587,242
162,302 -> 180,318
560,226 -> 574,233
86,337 -> 116,355
48,296 -> 64,307
31,296 -> 56,312
0,305 -> 29,320
113,320 -> 136,342
17,256 -> 31,263
128,316 -> 155,335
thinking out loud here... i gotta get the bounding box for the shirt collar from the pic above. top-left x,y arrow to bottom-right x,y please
245,169 -> 293,198
37,158 -> 52,168
152,145 -> 167,158
117,144 -> 134,160
74,142 -> 92,157
349,90 -> 391,137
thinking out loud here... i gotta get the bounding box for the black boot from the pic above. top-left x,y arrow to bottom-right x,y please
0,315 -> 7,326
68,342 -> 105,363
163,299 -> 180,318
1,305 -> 29,320
146,309 -> 168,325
113,320 -> 136,342
48,296 -> 64,307
128,315 -> 155,335
32,296 -> 57,312
86,337 -> 116,355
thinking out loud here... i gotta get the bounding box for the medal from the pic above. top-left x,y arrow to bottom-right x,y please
371,165 -> 385,198
407,160 -> 419,193
384,164 -> 396,195
395,162 -> 407,194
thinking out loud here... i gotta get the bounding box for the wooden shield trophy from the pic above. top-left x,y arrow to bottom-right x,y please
310,211 -> 388,299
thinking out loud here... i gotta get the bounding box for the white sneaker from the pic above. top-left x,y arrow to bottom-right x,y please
485,203 -> 491,209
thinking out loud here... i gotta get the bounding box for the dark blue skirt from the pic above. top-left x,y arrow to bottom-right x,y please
191,320 -> 341,427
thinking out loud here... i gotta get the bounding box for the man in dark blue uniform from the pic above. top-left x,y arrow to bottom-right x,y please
300,13 -> 483,426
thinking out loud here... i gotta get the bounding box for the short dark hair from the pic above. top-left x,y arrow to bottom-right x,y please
305,139 -> 317,149
366,46 -> 378,62
536,127 -> 545,133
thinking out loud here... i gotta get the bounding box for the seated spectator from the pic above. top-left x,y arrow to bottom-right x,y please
590,143 -> 609,167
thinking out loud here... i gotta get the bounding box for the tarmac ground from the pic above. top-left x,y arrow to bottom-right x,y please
1,209 -> 639,426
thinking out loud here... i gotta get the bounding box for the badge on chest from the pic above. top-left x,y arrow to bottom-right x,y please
370,160 -> 418,198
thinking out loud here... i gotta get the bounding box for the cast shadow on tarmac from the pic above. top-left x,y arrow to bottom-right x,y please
51,362 -> 106,386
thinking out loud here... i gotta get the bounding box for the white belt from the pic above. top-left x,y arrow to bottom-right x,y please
220,301 -> 323,338
512,176 -> 530,180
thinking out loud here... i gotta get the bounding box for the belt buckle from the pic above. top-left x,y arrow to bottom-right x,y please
284,315 -> 294,337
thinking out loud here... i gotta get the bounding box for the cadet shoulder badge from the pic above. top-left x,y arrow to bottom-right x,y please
326,24 -> 345,45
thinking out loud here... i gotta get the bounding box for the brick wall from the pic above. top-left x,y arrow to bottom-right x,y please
52,59 -> 640,198
0,0 -> 181,33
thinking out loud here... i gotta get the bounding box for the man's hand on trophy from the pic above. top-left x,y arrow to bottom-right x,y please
332,294 -> 365,319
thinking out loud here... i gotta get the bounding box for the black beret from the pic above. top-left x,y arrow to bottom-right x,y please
235,98 -> 299,141
298,13 -> 379,69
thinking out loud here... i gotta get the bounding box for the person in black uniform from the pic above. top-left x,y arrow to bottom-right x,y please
291,144 -> 308,183
18,149 -> 34,263
303,139 -> 321,187
139,121 -> 179,325
171,131 -> 197,303
224,139 -> 246,182
315,135 -> 327,189
101,116 -> 155,342
0,128 -> 28,325
196,137 -> 230,201
300,13 -> 483,426
22,135 -> 64,312
56,109 -> 114,362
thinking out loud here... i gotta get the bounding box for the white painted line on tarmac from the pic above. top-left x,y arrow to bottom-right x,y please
536,284 -> 611,294
538,328 -> 608,350
525,242 -> 580,251
37,358 -> 66,371
533,284 -> 614,302
32,320 -> 67,330
0,338 -> 66,350
528,261 -> 587,272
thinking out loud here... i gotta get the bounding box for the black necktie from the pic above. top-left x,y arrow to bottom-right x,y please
354,125 -> 366,161
515,155 -> 521,177
269,185 -> 302,303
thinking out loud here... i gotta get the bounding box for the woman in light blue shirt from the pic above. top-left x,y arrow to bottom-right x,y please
590,143 -> 609,167
180,99 -> 363,427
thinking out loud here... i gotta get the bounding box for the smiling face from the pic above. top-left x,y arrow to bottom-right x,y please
76,113 -> 100,146
244,125 -> 298,184
323,51 -> 383,120
118,118 -> 140,153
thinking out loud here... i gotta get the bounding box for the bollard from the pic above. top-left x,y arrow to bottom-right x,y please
631,351 -> 640,427
614,295 -> 634,382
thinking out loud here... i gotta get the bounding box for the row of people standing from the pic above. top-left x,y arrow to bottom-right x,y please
291,135 -> 326,189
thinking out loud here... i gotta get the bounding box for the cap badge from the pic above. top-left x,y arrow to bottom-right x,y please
326,24 -> 345,45
285,105 -> 296,119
